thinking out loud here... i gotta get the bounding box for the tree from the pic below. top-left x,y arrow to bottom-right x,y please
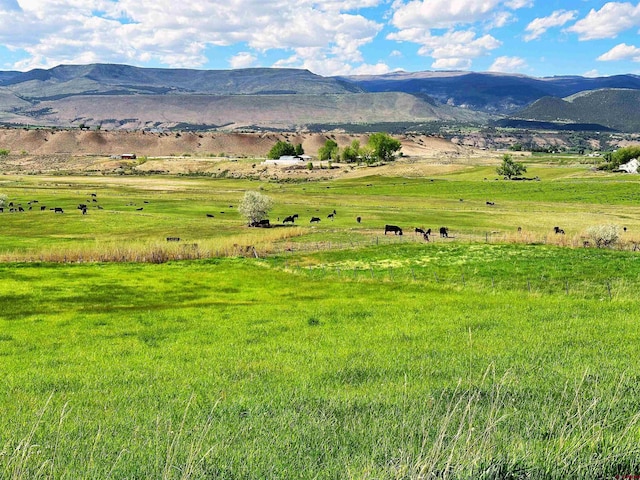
496,154 -> 527,179
267,140 -> 296,159
318,139 -> 339,161
367,132 -> 401,162
238,191 -> 273,226
294,143 -> 304,156
341,139 -> 360,163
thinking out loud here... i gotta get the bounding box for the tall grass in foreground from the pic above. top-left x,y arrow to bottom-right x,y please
3,368 -> 640,479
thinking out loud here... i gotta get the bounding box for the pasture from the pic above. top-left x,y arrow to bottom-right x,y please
2,160 -> 640,478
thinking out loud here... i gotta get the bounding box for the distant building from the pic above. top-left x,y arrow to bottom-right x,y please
618,158 -> 639,174
263,154 -> 311,165
121,153 -> 137,160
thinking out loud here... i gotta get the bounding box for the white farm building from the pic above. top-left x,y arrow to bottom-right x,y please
263,155 -> 311,166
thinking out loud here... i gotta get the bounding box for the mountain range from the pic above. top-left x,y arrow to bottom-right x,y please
1,63 -> 639,132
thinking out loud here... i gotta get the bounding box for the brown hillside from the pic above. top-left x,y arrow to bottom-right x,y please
0,128 -> 467,158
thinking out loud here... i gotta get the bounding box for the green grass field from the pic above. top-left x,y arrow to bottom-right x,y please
2,161 -> 640,478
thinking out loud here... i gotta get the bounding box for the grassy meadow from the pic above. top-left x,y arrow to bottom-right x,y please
2,158 -> 640,478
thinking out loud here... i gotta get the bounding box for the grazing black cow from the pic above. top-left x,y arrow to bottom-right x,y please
385,225 -> 403,235
0,207 -> 3,213
310,217 -> 321,223
283,214 -> 298,224
554,226 -> 565,234
439,227 -> 449,238
40,205 -> 46,211
327,213 -> 335,220
332,209 -> 336,215
486,201 -> 495,206
90,193 -> 97,197
78,203 -> 88,210
356,216 -> 361,224
251,219 -> 270,227
624,226 -> 628,232
97,205 -> 103,210
415,227 -> 425,235
18,206 -> 24,212
81,208 -> 87,215
8,202 -> 13,207
136,207 -> 144,211
166,237 -> 181,242
206,214 -> 215,218
54,207 -> 64,213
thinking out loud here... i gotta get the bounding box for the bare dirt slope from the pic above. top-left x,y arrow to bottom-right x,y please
0,128 -> 493,177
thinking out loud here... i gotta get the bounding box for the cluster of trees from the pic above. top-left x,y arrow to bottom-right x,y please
318,133 -> 401,163
268,133 -> 401,164
267,141 -> 304,159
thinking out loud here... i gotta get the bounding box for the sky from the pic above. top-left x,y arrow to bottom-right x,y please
1,0 -> 640,78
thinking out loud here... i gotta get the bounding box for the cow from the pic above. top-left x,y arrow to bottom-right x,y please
283,214 -> 298,224
439,227 -> 449,238
415,227 -> 425,235
136,207 -> 144,211
385,225 -> 403,235
40,205 -> 47,211
310,217 -> 321,223
166,237 -> 181,242
206,214 -> 215,218
18,206 -> 24,212
327,213 -> 335,220
486,201 -> 495,206
0,207 -> 3,213
554,226 -> 565,234
356,216 -> 361,224
251,219 -> 270,227
54,207 -> 64,213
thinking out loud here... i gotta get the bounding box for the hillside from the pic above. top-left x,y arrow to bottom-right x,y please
2,63 -> 640,131
1,91 -> 487,131
339,71 -> 640,114
512,89 -> 640,132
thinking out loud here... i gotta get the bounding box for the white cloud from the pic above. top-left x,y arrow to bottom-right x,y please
229,52 -> 257,69
568,2 -> 640,40
432,57 -> 471,69
597,43 -> 640,62
389,28 -> 501,70
391,0 -> 503,30
524,10 -> 578,41
505,0 -> 533,8
489,56 -> 527,72
583,69 -> 600,78
0,0 -> 386,73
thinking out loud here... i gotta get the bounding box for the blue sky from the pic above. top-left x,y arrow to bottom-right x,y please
0,1 -> 639,77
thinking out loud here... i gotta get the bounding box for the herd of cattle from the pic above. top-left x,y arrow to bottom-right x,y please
2,196 -> 573,243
